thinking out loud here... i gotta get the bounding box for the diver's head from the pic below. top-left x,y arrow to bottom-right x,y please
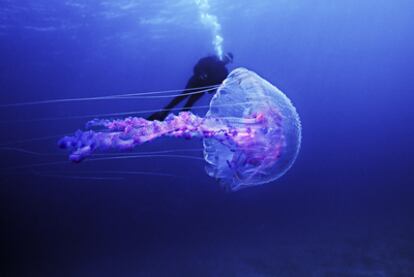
222,52 -> 234,64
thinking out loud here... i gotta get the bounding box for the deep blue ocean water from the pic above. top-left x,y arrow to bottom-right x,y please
1,0 -> 413,276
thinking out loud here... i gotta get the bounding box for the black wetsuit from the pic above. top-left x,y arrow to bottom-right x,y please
148,55 -> 229,121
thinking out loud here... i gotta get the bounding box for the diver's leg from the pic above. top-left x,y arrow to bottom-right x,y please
182,92 -> 204,112
148,76 -> 200,121
163,92 -> 188,110
147,90 -> 193,121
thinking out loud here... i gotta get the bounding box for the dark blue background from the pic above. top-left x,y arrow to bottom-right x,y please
1,0 -> 413,276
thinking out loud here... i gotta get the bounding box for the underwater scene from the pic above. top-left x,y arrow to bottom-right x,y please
1,0 -> 413,276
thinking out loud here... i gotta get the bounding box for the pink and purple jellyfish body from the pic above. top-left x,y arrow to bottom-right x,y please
59,68 -> 302,191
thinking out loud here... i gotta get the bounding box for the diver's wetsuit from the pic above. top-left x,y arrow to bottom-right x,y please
147,55 -> 230,121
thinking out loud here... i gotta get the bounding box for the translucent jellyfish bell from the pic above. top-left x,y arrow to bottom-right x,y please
204,68 -> 302,191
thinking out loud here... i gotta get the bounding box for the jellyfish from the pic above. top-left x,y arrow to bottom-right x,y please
58,68 -> 302,191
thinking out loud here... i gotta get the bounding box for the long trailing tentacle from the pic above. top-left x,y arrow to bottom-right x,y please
0,153 -> 205,172
1,100 -> 259,123
32,170 -> 183,180
0,84 -> 221,108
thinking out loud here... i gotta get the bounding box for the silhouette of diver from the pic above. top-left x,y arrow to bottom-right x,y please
148,52 -> 234,121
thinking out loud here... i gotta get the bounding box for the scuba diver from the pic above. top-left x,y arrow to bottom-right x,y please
147,52 -> 234,121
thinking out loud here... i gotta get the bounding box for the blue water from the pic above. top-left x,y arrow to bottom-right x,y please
1,0 -> 413,276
